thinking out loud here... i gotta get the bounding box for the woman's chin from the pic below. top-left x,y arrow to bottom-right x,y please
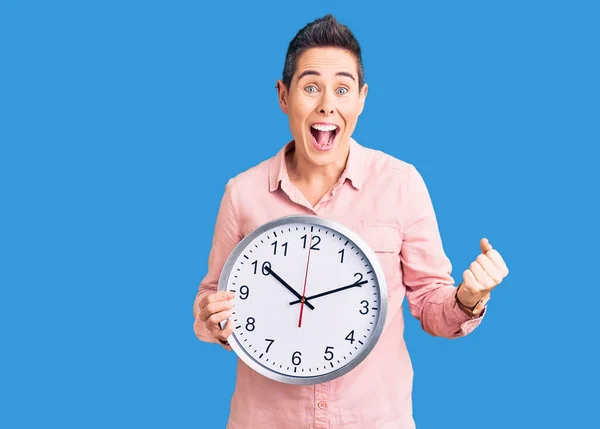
305,139 -> 348,167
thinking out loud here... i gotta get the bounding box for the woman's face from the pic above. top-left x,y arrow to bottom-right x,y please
277,47 -> 368,168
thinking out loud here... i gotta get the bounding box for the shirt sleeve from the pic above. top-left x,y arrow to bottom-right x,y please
192,178 -> 242,345
400,164 -> 485,338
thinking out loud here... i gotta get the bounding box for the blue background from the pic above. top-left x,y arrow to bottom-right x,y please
1,1 -> 598,428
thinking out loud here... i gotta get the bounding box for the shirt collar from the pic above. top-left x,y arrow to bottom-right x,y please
268,138 -> 365,192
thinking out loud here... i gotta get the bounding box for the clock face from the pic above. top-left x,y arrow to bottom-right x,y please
218,215 -> 388,385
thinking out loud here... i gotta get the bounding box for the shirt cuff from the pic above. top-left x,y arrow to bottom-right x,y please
444,289 -> 487,335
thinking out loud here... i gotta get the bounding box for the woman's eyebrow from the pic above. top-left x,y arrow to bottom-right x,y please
297,70 -> 356,82
336,71 -> 356,81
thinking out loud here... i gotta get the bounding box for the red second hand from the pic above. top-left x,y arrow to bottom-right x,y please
298,234 -> 312,328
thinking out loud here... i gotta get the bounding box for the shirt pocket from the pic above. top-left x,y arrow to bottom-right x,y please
352,224 -> 402,298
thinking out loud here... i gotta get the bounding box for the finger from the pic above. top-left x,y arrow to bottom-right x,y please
211,318 -> 234,342
469,261 -> 495,289
201,291 -> 235,306
206,309 -> 233,331
203,300 -> 234,321
480,238 -> 493,254
476,253 -> 504,284
219,319 -> 234,341
462,269 -> 479,294
199,291 -> 235,318
485,249 -> 509,277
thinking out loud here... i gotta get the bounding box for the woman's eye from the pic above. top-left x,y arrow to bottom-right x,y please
336,87 -> 348,95
305,85 -> 318,93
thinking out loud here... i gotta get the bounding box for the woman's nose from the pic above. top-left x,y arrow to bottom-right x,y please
317,92 -> 335,115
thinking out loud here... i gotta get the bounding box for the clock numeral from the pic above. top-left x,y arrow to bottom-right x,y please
338,248 -> 345,263
246,317 -> 256,331
359,300 -> 370,315
311,235 -> 321,250
324,346 -> 334,361
301,234 -> 321,250
240,285 -> 249,300
354,272 -> 364,283
292,351 -> 302,366
252,260 -> 258,274
261,261 -> 271,275
345,330 -> 355,344
265,338 -> 274,353
271,240 -> 288,256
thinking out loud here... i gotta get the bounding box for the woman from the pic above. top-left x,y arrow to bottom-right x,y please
193,14 -> 508,429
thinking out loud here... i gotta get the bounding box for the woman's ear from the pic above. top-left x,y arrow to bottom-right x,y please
276,80 -> 289,114
358,83 -> 368,116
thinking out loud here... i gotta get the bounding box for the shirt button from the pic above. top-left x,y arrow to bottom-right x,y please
318,401 -> 327,410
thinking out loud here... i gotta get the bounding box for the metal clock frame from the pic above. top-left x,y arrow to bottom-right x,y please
218,214 -> 389,385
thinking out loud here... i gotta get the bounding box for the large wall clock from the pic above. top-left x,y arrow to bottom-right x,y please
218,214 -> 388,385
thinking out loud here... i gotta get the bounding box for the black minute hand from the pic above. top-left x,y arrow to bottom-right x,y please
265,266 -> 315,310
289,280 -> 368,305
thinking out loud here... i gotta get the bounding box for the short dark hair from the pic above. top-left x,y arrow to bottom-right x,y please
282,14 -> 365,90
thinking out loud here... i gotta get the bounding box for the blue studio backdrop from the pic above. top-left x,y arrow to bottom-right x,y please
1,1 -> 598,428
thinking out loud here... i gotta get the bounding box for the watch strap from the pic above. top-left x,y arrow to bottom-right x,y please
454,284 -> 487,318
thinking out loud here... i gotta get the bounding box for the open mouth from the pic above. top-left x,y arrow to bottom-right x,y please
309,123 -> 339,151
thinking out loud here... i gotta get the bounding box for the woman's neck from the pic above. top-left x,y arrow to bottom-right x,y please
285,146 -> 349,190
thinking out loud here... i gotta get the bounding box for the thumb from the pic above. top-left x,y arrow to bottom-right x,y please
480,237 -> 492,254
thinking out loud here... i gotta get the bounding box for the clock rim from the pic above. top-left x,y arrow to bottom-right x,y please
217,214 -> 389,385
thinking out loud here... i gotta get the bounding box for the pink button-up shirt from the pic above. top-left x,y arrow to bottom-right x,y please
193,139 -> 484,429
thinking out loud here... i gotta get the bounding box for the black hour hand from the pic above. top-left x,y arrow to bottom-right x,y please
264,265 -> 315,310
